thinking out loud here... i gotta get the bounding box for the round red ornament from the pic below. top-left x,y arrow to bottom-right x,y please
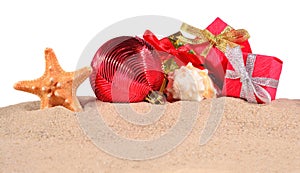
90,36 -> 165,103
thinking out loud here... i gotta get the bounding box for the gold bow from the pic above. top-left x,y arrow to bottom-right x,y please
177,22 -> 250,57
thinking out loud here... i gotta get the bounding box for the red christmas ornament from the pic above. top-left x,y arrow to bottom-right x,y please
90,36 -> 165,103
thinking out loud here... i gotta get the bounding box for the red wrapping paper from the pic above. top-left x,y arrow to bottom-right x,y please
222,52 -> 283,103
188,17 -> 252,89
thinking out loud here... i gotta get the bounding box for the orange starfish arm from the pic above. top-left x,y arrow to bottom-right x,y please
13,79 -> 43,97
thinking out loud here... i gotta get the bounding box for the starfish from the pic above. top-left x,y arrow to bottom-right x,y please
14,48 -> 92,112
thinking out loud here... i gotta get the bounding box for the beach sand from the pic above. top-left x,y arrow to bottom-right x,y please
0,97 -> 299,173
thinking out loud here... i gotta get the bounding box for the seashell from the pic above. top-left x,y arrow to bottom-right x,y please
166,62 -> 216,101
90,36 -> 165,103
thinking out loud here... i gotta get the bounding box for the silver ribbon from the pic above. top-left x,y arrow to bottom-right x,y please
225,46 -> 279,103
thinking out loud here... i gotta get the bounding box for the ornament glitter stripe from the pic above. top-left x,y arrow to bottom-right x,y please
224,46 -> 279,103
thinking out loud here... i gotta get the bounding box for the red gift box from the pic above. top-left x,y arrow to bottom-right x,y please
222,47 -> 283,103
182,17 -> 252,89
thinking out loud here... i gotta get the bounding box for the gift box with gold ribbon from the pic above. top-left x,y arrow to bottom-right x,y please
222,46 -> 283,104
176,17 -> 252,90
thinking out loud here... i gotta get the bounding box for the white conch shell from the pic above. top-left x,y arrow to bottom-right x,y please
168,63 -> 216,101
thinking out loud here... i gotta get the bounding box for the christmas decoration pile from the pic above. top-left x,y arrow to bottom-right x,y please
90,17 -> 282,104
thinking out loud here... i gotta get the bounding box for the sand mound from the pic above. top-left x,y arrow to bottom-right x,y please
0,97 -> 299,173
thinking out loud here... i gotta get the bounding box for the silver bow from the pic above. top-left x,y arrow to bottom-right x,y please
225,46 -> 279,103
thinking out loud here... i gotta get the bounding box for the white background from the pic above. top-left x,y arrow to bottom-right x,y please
0,0 -> 299,107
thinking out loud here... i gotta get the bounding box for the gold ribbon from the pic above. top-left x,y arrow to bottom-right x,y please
178,22 -> 250,57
